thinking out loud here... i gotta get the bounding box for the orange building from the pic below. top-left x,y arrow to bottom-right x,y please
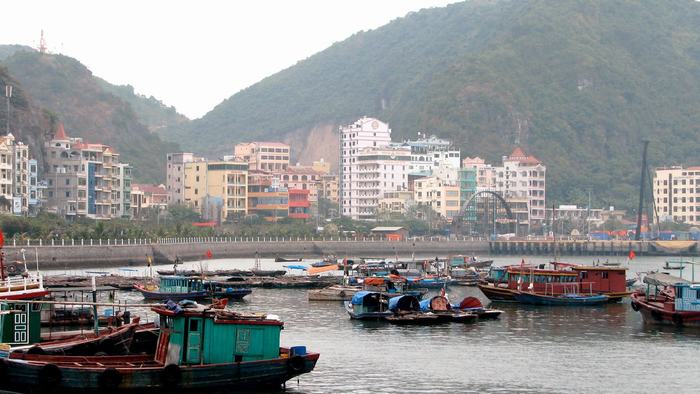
288,189 -> 310,220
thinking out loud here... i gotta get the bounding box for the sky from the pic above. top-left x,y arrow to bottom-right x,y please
0,1 -> 455,119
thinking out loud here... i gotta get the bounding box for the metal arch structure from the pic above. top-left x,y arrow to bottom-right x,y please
453,191 -> 516,236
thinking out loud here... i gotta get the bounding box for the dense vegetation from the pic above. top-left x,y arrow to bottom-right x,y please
164,0 -> 700,210
0,49 -> 181,183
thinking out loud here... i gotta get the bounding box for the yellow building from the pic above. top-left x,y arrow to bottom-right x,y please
653,166 -> 700,225
182,159 -> 248,222
378,191 -> 414,216
413,176 -> 461,222
234,141 -> 290,171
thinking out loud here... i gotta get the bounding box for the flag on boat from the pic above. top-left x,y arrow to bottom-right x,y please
205,249 -> 213,259
146,255 -> 152,267
628,250 -> 636,260
0,231 -> 4,248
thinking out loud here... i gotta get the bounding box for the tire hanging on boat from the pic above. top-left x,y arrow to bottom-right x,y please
98,367 -> 122,390
672,313 -> 683,326
38,364 -> 62,387
288,356 -> 305,373
6,264 -> 17,275
631,302 -> 639,312
160,364 -> 182,388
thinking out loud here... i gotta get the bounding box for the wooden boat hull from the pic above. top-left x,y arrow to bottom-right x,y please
514,292 -> 609,306
134,285 -> 210,301
275,257 -> 302,262
386,313 -> 441,325
210,288 -> 252,300
477,284 -> 518,301
631,293 -> 700,327
0,350 -> 319,392
344,302 -> 392,320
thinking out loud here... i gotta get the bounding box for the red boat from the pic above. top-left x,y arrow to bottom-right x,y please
631,272 -> 700,327
478,261 -> 629,302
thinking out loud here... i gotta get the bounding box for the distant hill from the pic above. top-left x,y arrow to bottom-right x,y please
1,50 -> 180,183
0,45 -> 34,61
163,0 -> 700,209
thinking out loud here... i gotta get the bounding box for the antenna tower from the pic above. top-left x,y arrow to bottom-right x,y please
38,30 -> 48,54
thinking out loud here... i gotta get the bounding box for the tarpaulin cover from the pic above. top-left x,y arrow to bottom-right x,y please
351,291 -> 376,305
388,295 -> 420,312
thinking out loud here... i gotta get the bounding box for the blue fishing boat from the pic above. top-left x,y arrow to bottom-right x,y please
134,275 -> 210,301
344,291 -> 392,320
514,292 -> 609,306
419,295 -> 477,323
406,276 -> 451,289
385,295 -> 440,325
204,281 -> 253,300
0,301 -> 319,392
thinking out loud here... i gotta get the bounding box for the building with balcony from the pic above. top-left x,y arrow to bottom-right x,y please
167,152 -> 205,205
394,133 -> 460,175
413,176 -> 461,222
0,133 -> 29,215
180,157 -> 249,222
494,147 -> 547,228
288,188 -> 310,219
247,172 -> 288,222
279,164 -> 324,203
44,124 -> 130,220
653,166 -> 700,225
131,183 -> 168,219
234,141 -> 290,171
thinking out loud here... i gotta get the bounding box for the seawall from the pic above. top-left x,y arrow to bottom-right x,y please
0,239 -> 490,269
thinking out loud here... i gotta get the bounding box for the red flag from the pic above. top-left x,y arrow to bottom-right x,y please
628,250 -> 636,260
205,249 -> 213,259
0,231 -> 4,248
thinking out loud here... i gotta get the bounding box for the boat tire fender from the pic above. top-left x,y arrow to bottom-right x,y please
631,302 -> 639,312
288,356 -> 305,373
161,364 -> 181,387
99,367 -> 122,390
6,264 -> 17,275
38,364 -> 62,387
672,313 -> 683,326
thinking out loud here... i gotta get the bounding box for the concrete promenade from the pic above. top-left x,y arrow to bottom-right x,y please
0,237 -> 490,269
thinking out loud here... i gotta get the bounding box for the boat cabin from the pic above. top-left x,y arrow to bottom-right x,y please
348,291 -> 389,315
504,265 -> 627,295
153,304 -> 283,366
674,283 -> 700,312
420,296 -> 451,312
388,295 -> 421,313
159,276 -> 204,293
0,301 -> 42,346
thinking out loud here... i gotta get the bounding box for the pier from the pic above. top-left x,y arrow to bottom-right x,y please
489,240 -> 700,256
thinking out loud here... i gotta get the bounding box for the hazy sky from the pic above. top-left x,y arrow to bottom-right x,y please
1,1 -> 455,119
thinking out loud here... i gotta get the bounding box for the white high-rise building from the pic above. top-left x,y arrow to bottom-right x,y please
166,152 -> 203,205
494,147 -> 547,227
653,166 -> 700,225
339,117 -> 393,219
0,133 -> 29,215
351,146 -> 411,220
395,134 -> 460,175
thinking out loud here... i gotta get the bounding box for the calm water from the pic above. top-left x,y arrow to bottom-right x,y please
46,255 -> 700,393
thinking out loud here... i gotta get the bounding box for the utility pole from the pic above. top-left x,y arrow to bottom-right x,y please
635,140 -> 650,241
5,85 -> 11,135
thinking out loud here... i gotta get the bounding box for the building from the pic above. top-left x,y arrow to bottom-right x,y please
311,159 -> 331,174
233,142 -> 290,171
413,176 -> 461,222
370,226 -> 408,241
288,189 -> 311,220
247,172 -> 288,222
27,159 -> 46,216
462,157 -> 496,191
180,158 -> 249,222
44,124 -> 130,220
317,174 -> 339,203
544,205 -> 605,228
339,117 -> 393,219
395,134 -> 460,175
131,184 -> 168,218
495,147 -> 547,228
166,152 -> 202,205
114,163 -> 132,218
653,166 -> 700,225
279,164 -> 323,203
0,134 -> 29,215
378,191 -> 414,217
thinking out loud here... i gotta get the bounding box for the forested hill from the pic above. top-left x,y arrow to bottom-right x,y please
162,0 -> 700,209
0,49 -> 181,183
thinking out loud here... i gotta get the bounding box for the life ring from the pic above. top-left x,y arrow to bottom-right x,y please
160,364 -> 181,388
672,313 -> 684,326
288,356 -> 305,374
6,264 -> 17,275
38,364 -> 62,387
631,302 -> 639,312
98,367 -> 122,390
650,309 -> 663,322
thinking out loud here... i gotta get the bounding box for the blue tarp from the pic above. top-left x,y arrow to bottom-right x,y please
284,265 -> 307,270
351,291 -> 375,305
388,295 -> 419,312
419,298 -> 431,312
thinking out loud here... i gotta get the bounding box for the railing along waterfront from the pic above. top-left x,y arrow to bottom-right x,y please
1,235 -> 486,247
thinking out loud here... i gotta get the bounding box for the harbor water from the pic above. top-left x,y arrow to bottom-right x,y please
45,255 -> 700,393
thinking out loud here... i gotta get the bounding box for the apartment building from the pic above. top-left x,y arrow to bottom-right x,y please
131,184 -> 167,218
166,152 -> 205,205
44,124 -> 130,220
234,141 -> 290,171
495,147 -> 547,227
462,157 -> 496,191
180,158 -> 248,222
413,176 -> 461,222
0,133 -> 29,215
653,166 -> 700,225
395,134 -> 460,175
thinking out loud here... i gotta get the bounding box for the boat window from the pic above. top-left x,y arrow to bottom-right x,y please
580,272 -> 588,279
31,303 -> 42,312
602,272 -> 609,279
189,319 -> 199,332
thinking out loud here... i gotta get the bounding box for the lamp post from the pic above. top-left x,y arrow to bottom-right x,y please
5,85 -> 11,135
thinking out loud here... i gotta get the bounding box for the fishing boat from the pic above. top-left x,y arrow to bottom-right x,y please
406,276 -> 452,289
478,263 -> 629,302
513,292 -> 609,306
344,291 -> 392,320
386,295 -> 440,325
630,272 -> 700,327
203,282 -> 252,300
448,255 -> 494,269
275,256 -> 302,262
663,260 -> 688,270
134,275 -> 210,301
308,276 -> 427,301
451,296 -> 503,319
419,295 -> 477,323
0,301 -> 319,392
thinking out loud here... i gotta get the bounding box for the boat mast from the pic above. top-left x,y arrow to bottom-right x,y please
635,140 -> 650,241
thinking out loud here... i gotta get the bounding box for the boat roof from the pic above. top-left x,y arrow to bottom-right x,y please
643,272 -> 690,287
351,291 -> 380,305
570,265 -> 628,271
47,286 -> 119,293
152,305 -> 283,326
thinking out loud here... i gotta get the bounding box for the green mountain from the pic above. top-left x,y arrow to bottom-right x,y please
163,0 -> 700,209
1,50 -> 180,183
